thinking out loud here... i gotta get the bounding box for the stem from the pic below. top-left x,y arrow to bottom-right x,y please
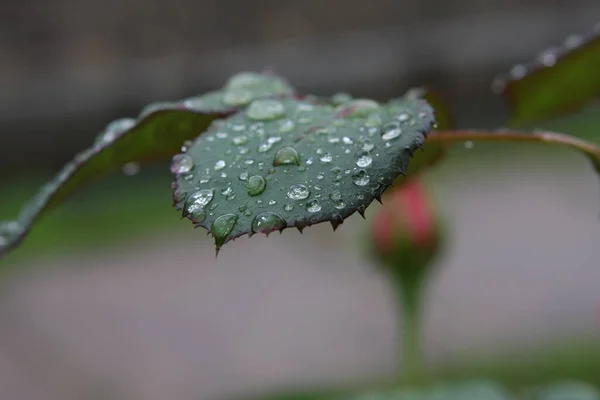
391,272 -> 426,384
427,129 -> 600,171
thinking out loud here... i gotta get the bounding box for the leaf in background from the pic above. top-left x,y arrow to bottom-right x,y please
493,23 -> 600,127
0,72 -> 295,260
172,96 -> 435,252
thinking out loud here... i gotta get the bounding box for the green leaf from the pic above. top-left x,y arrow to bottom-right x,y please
494,24 -> 600,126
0,72 -> 295,260
173,96 -> 435,252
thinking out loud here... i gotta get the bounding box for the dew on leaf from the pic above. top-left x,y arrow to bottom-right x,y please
245,159 -> 255,165
355,150 -> 372,167
352,169 -> 370,186
342,136 -> 354,145
381,121 -> 403,141
221,187 -> 233,196
360,138 -> 375,151
232,135 -> 248,146
306,158 -> 314,165
214,160 -> 226,171
284,203 -> 294,211
211,214 -> 239,246
398,112 -> 411,122
189,208 -> 206,223
330,190 -> 342,201
336,99 -> 380,118
319,153 -> 333,163
247,175 -> 266,196
251,212 -> 287,234
332,199 -> 346,209
287,184 -> 310,200
246,99 -> 286,121
184,189 -> 214,216
226,72 -> 263,89
332,92 -> 353,105
239,147 -> 249,154
279,119 -> 295,133
268,200 -> 277,205
122,162 -> 140,176
223,89 -> 253,106
226,193 -> 237,201
239,172 -> 249,181
220,172 -> 227,178
314,185 -> 322,191
306,199 -> 322,213
170,154 -> 194,174
273,147 -> 300,166
317,174 -> 324,180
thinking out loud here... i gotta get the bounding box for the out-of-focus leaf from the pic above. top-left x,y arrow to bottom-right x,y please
523,381 -> 600,400
494,23 -> 600,126
0,72 -> 295,260
173,96 -> 435,252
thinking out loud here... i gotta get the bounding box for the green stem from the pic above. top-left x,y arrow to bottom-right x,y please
392,272 -> 426,384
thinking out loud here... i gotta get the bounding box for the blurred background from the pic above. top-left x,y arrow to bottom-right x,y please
1,1 -> 600,399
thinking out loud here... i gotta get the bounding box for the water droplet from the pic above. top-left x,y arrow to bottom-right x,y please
539,49 -> 557,67
306,199 -> 322,213
342,137 -> 354,145
381,121 -> 402,141
239,147 -> 249,155
221,186 -> 233,196
273,147 -> 300,166
336,99 -> 380,118
223,88 -> 253,106
332,92 -> 353,105
186,207 -> 205,223
317,174 -> 324,180
306,158 -> 314,165
319,153 -> 333,163
232,123 -> 246,132
226,72 -> 263,89
287,184 -> 310,200
256,199 -> 263,204
360,138 -> 375,151
185,189 -> 214,215
284,203 -> 294,211
251,212 -> 287,234
279,119 -> 295,133
245,159 -> 255,165
244,210 -> 252,217
355,150 -> 372,167
246,99 -> 286,121
564,34 -> 583,49
268,168 -> 276,174
216,132 -> 228,139
268,200 -> 277,205
247,175 -> 266,196
330,190 -> 341,200
211,214 -> 239,245
214,160 -> 226,171
328,137 -> 341,144
239,172 -> 249,181
122,162 -> 140,176
232,135 -> 248,146
200,175 -> 211,184
220,172 -> 228,178
510,64 -> 527,80
0,221 -> 22,247
464,141 -> 474,149
352,169 -> 370,186
171,154 -> 194,174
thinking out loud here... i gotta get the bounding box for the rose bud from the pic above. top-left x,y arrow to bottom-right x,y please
369,179 -> 445,282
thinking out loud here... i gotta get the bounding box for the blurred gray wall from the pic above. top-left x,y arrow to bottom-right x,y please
1,0 -> 599,173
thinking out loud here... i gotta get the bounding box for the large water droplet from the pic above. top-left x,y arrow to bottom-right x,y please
211,214 -> 239,246
214,160 -> 226,171
251,212 -> 287,234
273,147 -> 300,166
355,150 -> 372,168
319,152 -> 333,163
287,184 -> 310,200
352,169 -> 370,186
226,72 -> 263,89
306,199 -> 322,213
381,121 -> 402,141
185,189 -> 214,216
223,88 -> 253,106
247,175 -> 266,196
170,154 -> 194,174
246,99 -> 286,121
189,208 -> 206,223
359,138 -> 375,151
336,99 -> 380,118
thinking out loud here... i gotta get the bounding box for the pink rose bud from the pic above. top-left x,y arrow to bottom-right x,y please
369,179 -> 444,281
